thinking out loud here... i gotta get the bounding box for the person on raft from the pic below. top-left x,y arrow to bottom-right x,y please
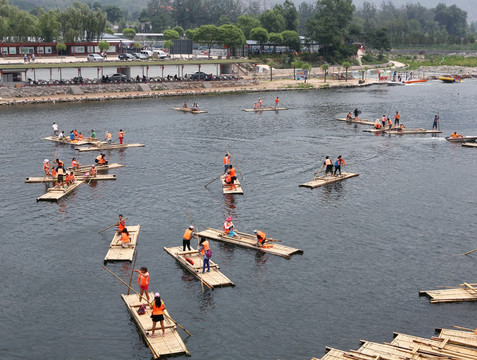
254,230 -> 266,247
149,293 -> 166,337
223,216 -> 239,239
115,214 -> 126,234
451,131 -> 463,138
133,266 -> 150,303
334,155 -> 345,176
198,238 -> 211,273
323,156 -> 333,177
183,225 -> 195,251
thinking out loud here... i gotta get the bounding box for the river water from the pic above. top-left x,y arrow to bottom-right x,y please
1,79 -> 476,359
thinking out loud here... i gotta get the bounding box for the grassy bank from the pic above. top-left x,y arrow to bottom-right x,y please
393,54 -> 477,70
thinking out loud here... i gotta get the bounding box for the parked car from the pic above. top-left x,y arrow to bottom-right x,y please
133,53 -> 147,60
152,49 -> 168,59
87,53 -> 104,62
107,73 -> 127,82
118,53 -> 134,61
140,49 -> 153,58
189,71 -> 208,80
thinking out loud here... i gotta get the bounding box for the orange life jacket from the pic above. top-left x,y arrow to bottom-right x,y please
90,168 -> 97,176
223,221 -> 232,233
70,174 -> 75,183
138,272 -> 149,287
119,131 -> 124,138
200,240 -> 210,256
256,231 -> 266,242
73,130 -> 78,137
121,232 -> 130,244
99,157 -> 106,165
183,229 -> 193,240
51,168 -> 57,177
381,116 -> 386,122
152,300 -> 165,315
395,113 -> 400,120
71,160 -> 78,168
78,134 -> 84,139
229,168 -> 236,177
224,156 -> 230,165
118,220 -> 126,232
96,155 -> 102,161
65,174 -> 70,184
388,119 -> 392,125
225,174 -> 232,183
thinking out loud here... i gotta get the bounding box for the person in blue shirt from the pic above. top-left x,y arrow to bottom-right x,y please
69,130 -> 75,141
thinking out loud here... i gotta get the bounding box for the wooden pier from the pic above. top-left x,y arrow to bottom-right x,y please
220,175 -> 243,194
26,174 -> 116,183
164,246 -> 235,289
419,282 -> 477,303
300,173 -> 359,188
243,107 -> 288,112
312,328 -> 477,360
121,292 -> 190,359
36,180 -> 84,202
75,143 -> 145,152
336,118 -> 374,126
196,228 -> 303,259
104,225 -> 140,262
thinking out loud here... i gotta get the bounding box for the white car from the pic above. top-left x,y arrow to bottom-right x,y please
87,54 -> 104,62
152,50 -> 167,59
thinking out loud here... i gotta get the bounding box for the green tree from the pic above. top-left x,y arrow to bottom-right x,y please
250,27 -> 269,52
172,26 -> 184,37
281,30 -> 301,52
194,24 -> 219,58
291,60 -> 303,79
269,32 -> 283,53
434,3 -> 467,38
163,39 -> 173,52
274,0 -> 298,31
341,60 -> 350,81
260,9 -> 286,33
98,40 -> 110,52
321,63 -> 329,82
133,42 -> 142,51
163,29 -> 180,40
123,27 -> 136,39
368,27 -> 391,51
105,27 -> 114,35
37,10 -> 59,42
236,14 -> 260,39
104,5 -> 123,24
218,24 -> 246,56
185,28 -> 196,40
56,42 -> 66,55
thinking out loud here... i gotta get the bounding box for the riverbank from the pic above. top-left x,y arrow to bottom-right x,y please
0,77 -> 378,106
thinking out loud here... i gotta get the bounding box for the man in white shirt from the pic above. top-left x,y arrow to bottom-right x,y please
52,122 -> 59,136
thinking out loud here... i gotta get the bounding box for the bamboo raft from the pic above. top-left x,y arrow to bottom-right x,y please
75,143 -> 145,152
164,246 -> 235,289
196,228 -> 303,258
336,118 -> 373,126
67,163 -> 125,172
364,128 -> 442,135
121,292 -> 190,359
25,174 -> 116,183
363,126 -> 402,133
104,225 -> 140,262
300,172 -> 359,189
243,107 -> 288,112
220,175 -> 243,194
312,328 -> 477,360
43,136 -> 105,146
462,142 -> 477,148
36,180 -> 84,202
419,282 -> 477,303
172,107 -> 208,114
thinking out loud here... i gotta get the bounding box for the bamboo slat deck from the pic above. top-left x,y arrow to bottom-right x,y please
196,228 -> 303,258
436,329 -> 477,347
419,282 -> 477,303
67,163 -> 125,172
25,174 -> 116,183
462,142 -> 477,148
164,246 -> 235,289
312,329 -> 477,360
243,107 -> 288,112
36,180 -> 84,202
172,107 -> 208,114
43,136 -> 105,146
336,118 -> 374,126
363,126 -> 402,133
75,143 -> 145,152
104,225 -> 140,262
367,128 -> 442,135
121,292 -> 190,359
220,175 -> 244,194
300,173 -> 359,188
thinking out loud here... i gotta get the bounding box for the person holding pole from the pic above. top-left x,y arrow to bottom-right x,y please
223,153 -> 231,173
133,267 -> 150,303
183,225 -> 195,251
432,115 -> 439,130
149,292 -> 166,337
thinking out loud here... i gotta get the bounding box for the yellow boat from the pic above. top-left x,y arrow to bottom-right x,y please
439,76 -> 462,83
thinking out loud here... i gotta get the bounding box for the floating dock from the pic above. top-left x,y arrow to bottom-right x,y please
336,118 -> 373,126
121,292 -> 190,359
43,136 -> 105,146
312,328 -> 477,360
26,174 -> 116,183
104,225 -> 140,262
462,142 -> 477,148
164,246 -> 235,289
419,282 -> 477,303
36,180 -> 84,202
75,143 -> 145,152
172,107 -> 207,114
196,228 -> 303,258
300,172 -> 359,188
243,107 -> 288,112
220,175 -> 243,194
68,163 -> 125,172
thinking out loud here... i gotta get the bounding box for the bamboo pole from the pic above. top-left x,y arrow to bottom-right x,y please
204,173 -> 222,188
463,248 -> 477,256
103,266 -> 192,336
128,249 -> 138,295
452,325 -> 475,332
98,217 -> 128,233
